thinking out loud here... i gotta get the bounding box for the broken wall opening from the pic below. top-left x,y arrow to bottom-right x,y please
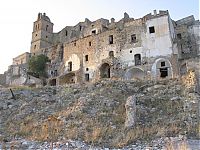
124,67 -> 145,80
100,63 -> 111,78
49,78 -> 57,86
59,73 -> 75,85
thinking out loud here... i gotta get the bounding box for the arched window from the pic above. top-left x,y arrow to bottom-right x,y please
46,25 -> 48,31
109,51 -> 114,57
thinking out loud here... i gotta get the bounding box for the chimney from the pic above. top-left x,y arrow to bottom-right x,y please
153,10 -> 157,16
111,18 -> 115,23
124,12 -> 129,19
37,13 -> 40,20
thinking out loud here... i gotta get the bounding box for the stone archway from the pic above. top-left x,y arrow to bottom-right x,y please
124,67 -> 145,80
100,63 -> 111,78
152,58 -> 173,79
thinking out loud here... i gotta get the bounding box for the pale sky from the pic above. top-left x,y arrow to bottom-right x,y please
0,0 -> 199,73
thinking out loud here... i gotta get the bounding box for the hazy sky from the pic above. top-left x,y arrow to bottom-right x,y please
0,0 -> 199,73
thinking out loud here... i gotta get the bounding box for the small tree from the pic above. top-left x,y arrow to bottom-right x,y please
28,54 -> 50,78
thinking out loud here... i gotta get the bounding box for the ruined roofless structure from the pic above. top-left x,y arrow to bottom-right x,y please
5,10 -> 200,87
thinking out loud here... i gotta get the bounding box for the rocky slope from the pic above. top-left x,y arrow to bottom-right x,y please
0,77 -> 199,149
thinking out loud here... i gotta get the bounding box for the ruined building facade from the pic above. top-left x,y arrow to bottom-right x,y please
4,10 -> 200,86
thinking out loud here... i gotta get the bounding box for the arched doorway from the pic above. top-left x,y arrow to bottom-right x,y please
124,67 -> 145,80
152,58 -> 173,79
100,63 -> 111,78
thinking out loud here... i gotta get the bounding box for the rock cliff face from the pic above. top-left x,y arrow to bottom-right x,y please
0,78 -> 199,149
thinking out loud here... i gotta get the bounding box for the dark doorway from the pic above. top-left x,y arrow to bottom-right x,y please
85,73 -> 89,81
109,35 -> 113,44
50,79 -> 56,86
100,63 -> 110,78
160,68 -> 168,78
134,54 -> 141,66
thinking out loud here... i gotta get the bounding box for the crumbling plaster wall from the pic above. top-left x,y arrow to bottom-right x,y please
118,20 -> 145,68
145,15 -> 174,57
5,65 -> 28,86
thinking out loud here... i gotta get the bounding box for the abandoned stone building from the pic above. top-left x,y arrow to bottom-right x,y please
4,10 -> 200,87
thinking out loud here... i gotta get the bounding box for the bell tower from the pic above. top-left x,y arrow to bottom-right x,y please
30,13 -> 54,55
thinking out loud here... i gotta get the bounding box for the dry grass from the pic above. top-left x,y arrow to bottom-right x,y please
2,79 -> 199,148
165,139 -> 189,150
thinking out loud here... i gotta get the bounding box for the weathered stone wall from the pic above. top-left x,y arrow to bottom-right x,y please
179,57 -> 200,92
12,52 -> 31,65
61,12 -> 179,82
188,22 -> 200,56
0,74 -> 6,86
5,10 -> 200,86
5,64 -> 42,87
175,16 -> 199,59
63,35 -> 97,82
